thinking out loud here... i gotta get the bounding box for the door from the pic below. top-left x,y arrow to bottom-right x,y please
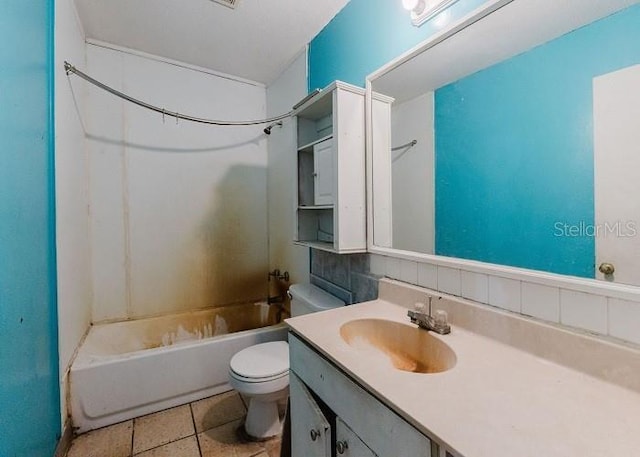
593,64 -> 640,285
290,373 -> 331,457
336,418 -> 378,457
313,138 -> 334,206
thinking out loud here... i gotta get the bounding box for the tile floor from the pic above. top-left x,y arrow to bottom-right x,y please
66,390 -> 282,457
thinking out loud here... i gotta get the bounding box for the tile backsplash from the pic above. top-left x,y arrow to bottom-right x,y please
309,249 -> 379,304
368,253 -> 640,346
310,250 -> 640,346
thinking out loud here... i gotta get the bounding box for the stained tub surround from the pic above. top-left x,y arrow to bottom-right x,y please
66,391 -> 282,457
286,278 -> 640,457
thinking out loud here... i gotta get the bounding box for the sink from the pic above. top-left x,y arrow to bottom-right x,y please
339,319 -> 457,374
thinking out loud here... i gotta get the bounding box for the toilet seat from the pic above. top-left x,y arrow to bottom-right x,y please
229,370 -> 290,397
229,341 -> 289,381
229,370 -> 288,384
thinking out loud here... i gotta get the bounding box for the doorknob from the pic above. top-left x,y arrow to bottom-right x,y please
599,263 -> 615,275
336,440 -> 349,454
310,429 -> 321,441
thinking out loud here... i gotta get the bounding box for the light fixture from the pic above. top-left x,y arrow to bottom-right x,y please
403,0 -> 459,27
402,0 -> 426,14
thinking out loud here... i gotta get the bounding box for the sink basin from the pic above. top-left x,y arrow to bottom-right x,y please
339,319 -> 456,374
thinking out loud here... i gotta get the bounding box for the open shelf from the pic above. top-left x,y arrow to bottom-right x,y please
293,240 -> 335,253
293,81 -> 367,253
298,134 -> 334,153
298,205 -> 334,210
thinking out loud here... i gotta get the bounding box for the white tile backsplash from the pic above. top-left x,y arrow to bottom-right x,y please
560,289 -> 607,334
417,263 -> 437,289
460,271 -> 489,303
399,260 -> 418,285
438,267 -> 461,296
367,255 -> 638,346
521,283 -> 560,323
385,257 -> 401,280
488,276 -> 521,312
608,298 -> 640,345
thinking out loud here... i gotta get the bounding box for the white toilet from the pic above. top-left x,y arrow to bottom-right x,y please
228,283 -> 345,439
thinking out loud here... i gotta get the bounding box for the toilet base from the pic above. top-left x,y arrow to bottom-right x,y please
244,397 -> 283,440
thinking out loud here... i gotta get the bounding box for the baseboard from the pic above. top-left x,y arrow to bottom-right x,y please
54,419 -> 74,457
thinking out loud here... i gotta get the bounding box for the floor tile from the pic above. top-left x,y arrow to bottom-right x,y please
133,405 -> 195,454
264,436 -> 282,457
191,391 -> 246,433
67,420 -> 133,457
133,436 -> 200,457
198,419 -> 265,457
238,393 -> 249,410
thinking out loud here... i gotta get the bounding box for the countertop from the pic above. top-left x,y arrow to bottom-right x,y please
286,299 -> 640,457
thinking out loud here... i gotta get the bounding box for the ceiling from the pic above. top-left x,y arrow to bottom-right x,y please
74,0 -> 350,85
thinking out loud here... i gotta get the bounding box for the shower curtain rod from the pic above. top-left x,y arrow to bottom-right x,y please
64,61 -> 293,126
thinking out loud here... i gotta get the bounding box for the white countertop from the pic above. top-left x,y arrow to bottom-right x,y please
286,299 -> 640,457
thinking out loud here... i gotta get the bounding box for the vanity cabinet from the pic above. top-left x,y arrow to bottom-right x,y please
294,81 -> 366,254
289,333 -> 436,457
336,418 -> 378,457
290,374 -> 331,457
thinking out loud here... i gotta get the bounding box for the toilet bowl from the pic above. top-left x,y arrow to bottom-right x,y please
228,283 -> 345,439
228,341 -> 289,439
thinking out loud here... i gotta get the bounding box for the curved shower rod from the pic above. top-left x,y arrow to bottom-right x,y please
64,61 -> 293,127
391,139 -> 417,151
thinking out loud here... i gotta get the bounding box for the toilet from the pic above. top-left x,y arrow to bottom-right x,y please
228,283 -> 345,439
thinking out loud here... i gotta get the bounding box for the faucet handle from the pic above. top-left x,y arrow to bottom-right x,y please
414,302 -> 427,313
434,309 -> 448,327
433,309 -> 451,334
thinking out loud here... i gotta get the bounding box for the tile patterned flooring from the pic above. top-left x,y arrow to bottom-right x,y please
66,391 -> 282,457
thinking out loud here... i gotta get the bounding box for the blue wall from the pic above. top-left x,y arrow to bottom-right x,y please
308,0 -> 487,91
0,1 -> 60,455
435,5 -> 640,278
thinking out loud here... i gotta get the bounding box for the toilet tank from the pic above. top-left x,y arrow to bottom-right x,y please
288,283 -> 345,317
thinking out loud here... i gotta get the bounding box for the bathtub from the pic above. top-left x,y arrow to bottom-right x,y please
70,302 -> 288,432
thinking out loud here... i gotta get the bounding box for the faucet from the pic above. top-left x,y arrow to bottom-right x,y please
407,296 -> 451,335
268,269 -> 290,282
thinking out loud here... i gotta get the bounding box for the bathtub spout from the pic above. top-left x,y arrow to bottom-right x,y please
266,300 -> 289,322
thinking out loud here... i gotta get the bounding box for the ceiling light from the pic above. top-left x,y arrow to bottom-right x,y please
403,0 -> 426,14
405,0 -> 459,27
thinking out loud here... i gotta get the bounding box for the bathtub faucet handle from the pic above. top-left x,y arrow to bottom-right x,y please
268,269 -> 281,281
268,269 -> 289,282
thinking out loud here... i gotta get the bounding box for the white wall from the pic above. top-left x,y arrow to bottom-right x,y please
391,93 -> 434,254
266,51 -> 310,285
85,43 -> 270,321
55,0 -> 92,424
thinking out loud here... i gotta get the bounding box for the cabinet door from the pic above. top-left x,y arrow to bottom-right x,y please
290,334 -> 432,457
336,418 -> 378,457
313,138 -> 334,206
290,373 -> 331,457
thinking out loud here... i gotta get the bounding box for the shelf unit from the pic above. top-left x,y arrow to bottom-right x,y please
294,81 -> 366,254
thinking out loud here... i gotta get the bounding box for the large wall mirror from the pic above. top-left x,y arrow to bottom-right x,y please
368,0 -> 640,288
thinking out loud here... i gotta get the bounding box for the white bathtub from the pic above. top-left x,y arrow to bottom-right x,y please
70,302 -> 288,432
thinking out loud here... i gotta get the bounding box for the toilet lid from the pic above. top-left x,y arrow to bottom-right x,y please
230,341 -> 289,379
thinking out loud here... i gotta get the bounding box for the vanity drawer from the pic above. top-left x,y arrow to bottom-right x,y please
289,332 -> 432,457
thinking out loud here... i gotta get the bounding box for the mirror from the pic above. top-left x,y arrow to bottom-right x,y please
369,0 -> 640,287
